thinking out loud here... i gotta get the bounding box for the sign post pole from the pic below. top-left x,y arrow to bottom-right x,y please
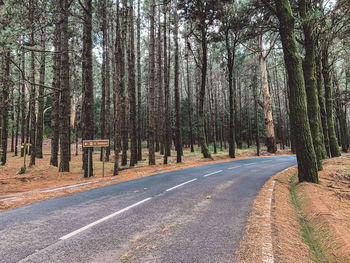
102,147 -> 105,178
88,148 -> 91,177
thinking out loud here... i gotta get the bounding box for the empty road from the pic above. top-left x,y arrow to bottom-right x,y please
0,156 -> 296,263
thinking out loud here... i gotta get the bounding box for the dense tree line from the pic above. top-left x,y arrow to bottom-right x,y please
0,0 -> 349,183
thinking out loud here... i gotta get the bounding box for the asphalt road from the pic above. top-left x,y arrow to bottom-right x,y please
0,156 -> 296,263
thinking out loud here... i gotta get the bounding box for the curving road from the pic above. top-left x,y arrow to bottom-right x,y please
0,156 -> 296,263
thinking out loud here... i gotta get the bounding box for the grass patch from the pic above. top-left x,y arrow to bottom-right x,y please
289,173 -> 328,263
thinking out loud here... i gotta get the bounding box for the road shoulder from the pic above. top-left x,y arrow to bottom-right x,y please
237,155 -> 350,263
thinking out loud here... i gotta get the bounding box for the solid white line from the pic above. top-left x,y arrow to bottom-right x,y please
165,178 -> 198,192
59,197 -> 152,240
228,165 -> 242,170
262,180 -> 275,263
203,170 -> 223,177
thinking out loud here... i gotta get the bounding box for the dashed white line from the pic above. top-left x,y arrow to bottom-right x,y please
165,178 -> 198,192
228,165 -> 241,170
245,163 -> 255,166
203,170 -> 223,177
59,197 -> 152,240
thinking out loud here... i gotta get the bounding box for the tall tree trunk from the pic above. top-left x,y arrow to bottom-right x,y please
36,29 -> 46,159
15,82 -> 20,157
59,0 -> 70,172
316,54 -> 330,157
253,67 -> 260,156
0,53 -> 10,165
163,1 -> 171,164
20,50 -> 26,157
174,5 -> 181,163
114,0 -> 122,175
136,0 -> 142,161
157,7 -> 164,155
273,0 -> 319,183
100,0 -> 107,162
321,46 -> 341,157
148,0 -> 156,165
50,2 -> 61,166
198,27 -> 211,159
225,31 -> 235,158
128,0 -> 137,166
82,0 -> 94,177
186,40 -> 194,153
29,13 -> 36,167
258,33 -> 277,153
105,17 -> 111,162
121,0 -> 128,166
300,0 -> 325,170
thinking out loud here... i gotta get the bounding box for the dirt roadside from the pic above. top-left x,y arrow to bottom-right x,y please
236,155 -> 350,263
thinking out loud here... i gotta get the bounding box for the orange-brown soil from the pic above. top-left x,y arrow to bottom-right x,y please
0,140 -> 291,212
237,155 -> 350,263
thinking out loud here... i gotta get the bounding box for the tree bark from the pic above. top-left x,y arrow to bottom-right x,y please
36,29 -> 46,159
81,0 -> 94,177
258,33 -> 277,153
273,0 -> 319,183
174,5 -> 181,163
300,0 -> 325,170
128,0 -> 137,166
0,53 -> 10,165
59,0 -> 70,172
148,0 -> 156,165
50,1 -> 61,167
136,0 -> 142,161
321,46 -> 341,157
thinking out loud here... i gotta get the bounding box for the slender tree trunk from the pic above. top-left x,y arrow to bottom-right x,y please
148,0 -> 156,165
15,82 -> 20,157
225,32 -> 236,158
163,1 -> 171,164
253,67 -> 260,156
128,0 -> 137,166
186,41 -> 194,153
198,27 -> 211,159
0,53 -> 10,165
36,29 -> 46,159
100,0 -> 107,162
50,3 -> 61,166
82,0 -> 94,177
20,50 -> 26,157
157,7 -> 164,156
136,0 -> 142,161
114,0 -> 122,175
173,5 -> 181,163
316,54 -> 330,157
59,0 -> 70,172
258,33 -> 277,153
10,87 -> 14,153
273,0 -> 318,183
321,46 -> 341,157
121,0 -> 128,166
105,20 -> 111,162
29,16 -> 36,167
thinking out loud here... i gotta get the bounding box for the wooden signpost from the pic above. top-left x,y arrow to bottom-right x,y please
82,139 -> 109,177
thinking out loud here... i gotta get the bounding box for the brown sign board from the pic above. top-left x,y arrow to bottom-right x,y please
83,139 -> 109,148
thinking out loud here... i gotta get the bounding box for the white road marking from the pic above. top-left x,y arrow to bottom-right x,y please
261,160 -> 270,163
203,170 -> 223,177
245,163 -> 255,166
59,197 -> 152,240
228,165 -> 241,170
165,178 -> 198,192
262,180 -> 275,263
